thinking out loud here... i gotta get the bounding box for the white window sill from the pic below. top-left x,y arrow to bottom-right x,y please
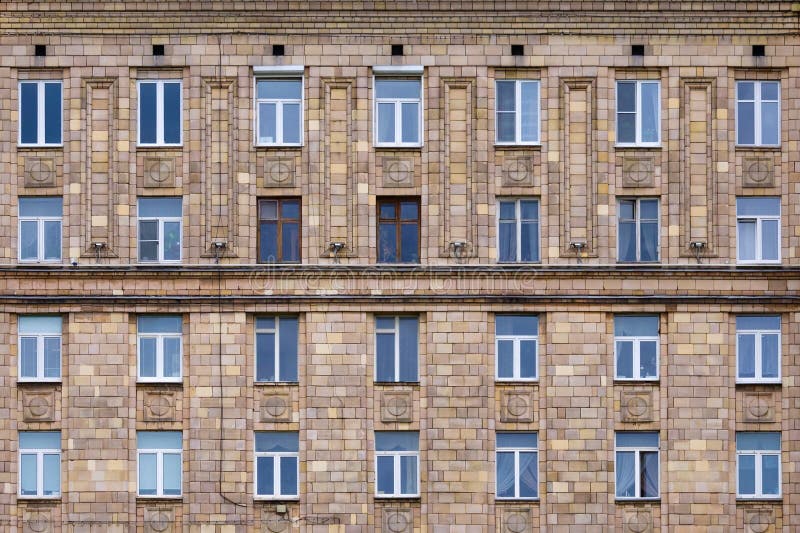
137,144 -> 183,149
495,142 -> 541,147
496,378 -> 539,383
496,497 -> 539,501
137,379 -> 183,384
614,377 -> 659,382
18,378 -> 61,384
136,495 -> 183,499
254,381 -> 300,385
137,261 -> 183,265
735,144 -> 780,149
374,143 -> 423,149
736,379 -> 781,385
615,497 -> 660,502
737,261 -> 781,265
615,143 -> 661,149
375,494 -> 420,499
18,143 -> 64,149
254,495 -> 300,501
18,494 -> 61,500
256,143 -> 303,148
736,495 -> 782,501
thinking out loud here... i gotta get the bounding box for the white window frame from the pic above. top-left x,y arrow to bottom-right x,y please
255,316 -> 298,383
137,318 -> 182,383
495,315 -> 539,382
375,315 -> 419,383
254,436 -> 300,500
736,317 -> 781,384
617,198 -> 660,262
137,200 -> 183,264
495,433 -> 539,500
615,80 -> 661,147
373,67 -> 424,148
614,318 -> 659,381
18,198 -> 62,263
18,316 -> 61,382
374,450 -> 420,498
615,434 -> 660,500
497,198 -> 540,263
737,434 -> 782,499
254,70 -> 304,147
736,80 -> 780,147
18,80 -> 63,147
495,79 -> 540,145
18,433 -> 61,499
736,198 -> 781,265
137,434 -> 183,498
137,80 -> 183,146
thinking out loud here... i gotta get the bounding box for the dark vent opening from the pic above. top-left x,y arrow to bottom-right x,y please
272,44 -> 285,56
391,44 -> 404,56
752,45 -> 765,57
511,44 -> 524,56
34,44 -> 46,57
152,44 -> 165,56
631,44 -> 645,56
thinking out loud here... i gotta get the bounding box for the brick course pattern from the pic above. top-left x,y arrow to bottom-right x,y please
0,1 -> 799,531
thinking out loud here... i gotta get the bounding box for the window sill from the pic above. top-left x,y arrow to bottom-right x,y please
18,379 -> 62,385
18,260 -> 63,265
374,145 -> 423,150
254,381 -> 299,386
136,145 -> 183,150
375,494 -> 420,500
614,144 -> 662,150
254,496 -> 300,502
17,495 -> 61,501
494,143 -> 541,150
496,378 -> 539,383
495,497 -> 539,502
137,379 -> 183,385
736,496 -> 782,502
18,144 -> 64,150
497,261 -> 542,265
735,145 -> 780,151
615,497 -> 660,502
616,261 -> 661,265
736,380 -> 781,386
136,495 -> 183,500
737,261 -> 782,266
137,262 -> 184,266
614,378 -> 659,383
255,144 -> 303,150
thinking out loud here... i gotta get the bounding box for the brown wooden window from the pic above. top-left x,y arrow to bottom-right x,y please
258,198 -> 300,263
377,197 -> 420,263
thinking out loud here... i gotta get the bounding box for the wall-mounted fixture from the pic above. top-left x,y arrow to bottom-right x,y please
91,241 -> 106,261
689,241 -> 706,264
569,241 -> 587,264
329,242 -> 346,263
449,241 -> 467,259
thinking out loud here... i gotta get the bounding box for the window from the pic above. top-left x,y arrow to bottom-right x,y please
498,199 -> 540,262
375,316 -> 418,382
496,80 -> 540,144
19,197 -> 62,262
138,316 -> 182,382
377,198 -> 420,263
736,315 -> 780,383
616,80 -> 660,146
496,432 -> 538,500
19,80 -> 62,146
615,432 -> 659,500
138,80 -> 182,146
256,316 -> 298,382
736,81 -> 779,146
18,316 -> 61,382
496,315 -> 538,381
137,431 -> 182,497
737,432 -> 781,498
258,198 -> 300,263
374,78 -> 422,146
614,315 -> 659,380
19,431 -> 61,498
256,78 -> 302,145
375,431 -> 419,497
618,198 -> 659,262
737,197 -> 780,264
255,432 -> 299,499
138,197 -> 182,263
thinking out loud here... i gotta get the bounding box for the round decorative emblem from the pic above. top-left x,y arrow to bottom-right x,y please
624,158 -> 652,184
505,394 -> 529,418
27,159 -> 55,183
265,516 -> 290,533
385,395 -> 409,418
264,395 -> 288,418
146,159 -> 172,183
748,511 -> 771,533
26,512 -> 49,533
27,395 -> 51,418
267,161 -> 293,184
148,511 -> 171,532
385,160 -> 411,184
626,511 -> 650,533
746,160 -> 770,184
146,394 -> 172,418
386,511 -> 410,532
505,512 -> 528,533
505,159 -> 530,183
746,394 -> 770,419
625,394 -> 648,418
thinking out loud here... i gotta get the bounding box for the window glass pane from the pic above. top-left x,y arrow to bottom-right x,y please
376,455 -> 394,495
43,220 -> 61,260
618,221 -> 637,261
44,456 -> 62,494
258,102 -> 277,144
761,219 -> 779,261
139,316 -> 182,333
615,316 -> 658,336
163,221 -> 181,261
139,197 -> 182,218
376,316 -> 395,330
639,340 -> 658,378
138,453 -> 157,495
139,220 -> 158,246
762,454 -> 780,495
497,432 -> 538,449
616,432 -> 659,448
761,333 -> 779,379
377,102 -> 395,143
737,334 -> 756,379
738,82 -> 755,100
137,431 -> 182,449
378,222 -> 397,262
375,432 -> 418,452
283,103 -> 301,144
259,221 -> 278,262
19,316 -> 61,334
738,220 -> 756,261
278,318 -> 298,382
617,82 -> 636,112
258,79 -> 302,100
44,82 -> 62,144
640,199 -> 659,220
498,221 -> 516,262
260,201 -> 278,221
398,317 -> 418,381
163,337 -> 181,378
497,113 -> 515,143
379,202 -> 396,220
616,341 -> 633,378
641,451 -> 659,497
163,82 -> 181,144
496,451 -> 515,498
761,82 -> 779,101
737,197 -> 780,217
400,223 -> 419,262
640,83 -> 659,143
376,332 -> 395,382
520,340 -> 537,378
761,101 -> 779,145
520,82 -> 539,142
44,337 -> 61,379
401,102 -> 419,143
736,432 -> 781,451
376,79 -> 420,99
139,82 -> 158,144
638,220 -> 659,261
618,200 -> 635,220
496,315 -> 538,336
400,455 -> 417,494
615,451 -> 635,497
280,456 -> 298,496
496,81 -> 516,112
162,453 -> 182,495
736,315 -> 780,330
520,200 -> 538,221
20,220 -> 38,260
520,221 -> 539,262
20,82 -> 38,144
519,451 -> 538,498
256,331 -> 276,382
20,197 -> 63,217
20,337 -> 38,378
20,454 -> 37,495
737,101 -> 755,145
139,338 -> 156,378
618,113 -> 636,143
256,456 -> 274,495
738,454 -> 755,495
400,202 -> 418,220
497,339 -> 514,379
20,432 -> 60,449
281,222 -> 300,262
255,432 -> 299,453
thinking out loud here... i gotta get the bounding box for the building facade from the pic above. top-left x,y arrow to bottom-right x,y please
1,1 -> 800,531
